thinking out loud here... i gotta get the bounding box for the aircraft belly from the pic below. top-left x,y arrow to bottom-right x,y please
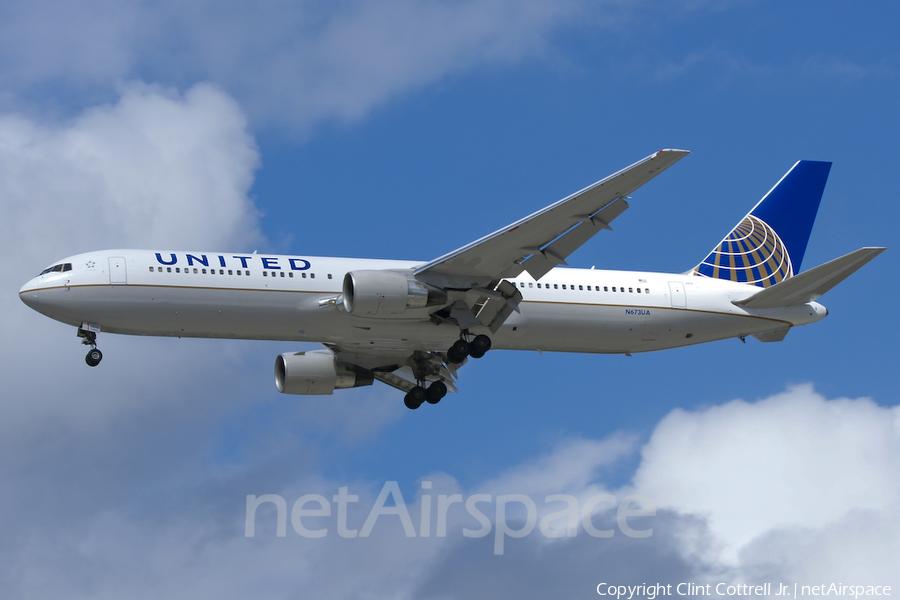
41,285 -> 348,341
39,284 -> 798,351
494,302 -> 644,353
493,302 -> 795,354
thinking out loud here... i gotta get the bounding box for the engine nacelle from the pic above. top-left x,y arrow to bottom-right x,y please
275,350 -> 373,395
342,270 -> 447,317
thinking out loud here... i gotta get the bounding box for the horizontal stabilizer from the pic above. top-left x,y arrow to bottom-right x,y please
734,247 -> 886,309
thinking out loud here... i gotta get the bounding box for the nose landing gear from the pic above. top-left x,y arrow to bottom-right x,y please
78,328 -> 103,367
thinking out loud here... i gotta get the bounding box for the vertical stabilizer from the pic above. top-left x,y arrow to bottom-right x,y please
692,160 -> 831,287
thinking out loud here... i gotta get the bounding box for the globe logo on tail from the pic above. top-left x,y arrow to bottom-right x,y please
692,215 -> 792,288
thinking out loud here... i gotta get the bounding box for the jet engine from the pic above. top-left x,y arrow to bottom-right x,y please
275,350 -> 373,395
342,271 -> 447,317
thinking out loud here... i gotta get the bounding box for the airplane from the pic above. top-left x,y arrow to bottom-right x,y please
19,149 -> 885,410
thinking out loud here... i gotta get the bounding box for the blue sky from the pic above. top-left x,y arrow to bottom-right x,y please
2,1 -> 899,598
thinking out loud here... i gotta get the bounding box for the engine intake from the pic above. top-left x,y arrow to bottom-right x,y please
342,271 -> 447,317
275,350 -> 373,395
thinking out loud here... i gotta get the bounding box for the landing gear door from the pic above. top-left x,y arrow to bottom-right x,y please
109,256 -> 127,285
668,281 -> 686,308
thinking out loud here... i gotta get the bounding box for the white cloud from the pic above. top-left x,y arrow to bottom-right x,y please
1,382 -> 897,597
0,82 -> 261,260
632,384 -> 900,567
0,0 -> 631,131
0,83 -> 266,439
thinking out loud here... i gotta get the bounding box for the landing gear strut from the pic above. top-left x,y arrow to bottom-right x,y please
78,329 -> 103,367
446,334 -> 491,363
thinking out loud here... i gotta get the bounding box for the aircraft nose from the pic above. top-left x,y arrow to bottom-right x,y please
19,280 -> 42,310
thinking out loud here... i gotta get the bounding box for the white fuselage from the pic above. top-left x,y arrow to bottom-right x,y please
19,250 -> 828,355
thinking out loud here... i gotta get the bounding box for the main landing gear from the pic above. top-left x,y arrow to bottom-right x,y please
78,329 -> 103,367
399,333 -> 493,410
446,333 -> 492,363
403,380 -> 448,410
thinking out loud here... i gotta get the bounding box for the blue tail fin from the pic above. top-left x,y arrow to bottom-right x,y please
692,160 -> 832,287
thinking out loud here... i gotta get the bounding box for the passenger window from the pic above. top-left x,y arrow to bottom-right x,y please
193,268 -> 198,274
645,288 -> 650,294
604,286 -> 608,291
149,266 -> 154,272
612,287 -> 616,292
228,270 -> 233,275
310,273 -> 315,279
579,285 -> 583,290
537,283 -> 541,288
587,286 -> 591,291
245,271 -> 250,276
302,273 -> 307,278
528,283 -> 533,288
176,268 -> 181,273
289,272 -> 293,278
167,267 -> 172,273
554,284 -> 558,289
637,288 -> 641,293
562,284 -> 566,290
280,272 -> 285,277
328,274 -> 333,279
629,287 -> 633,293
263,271 -> 268,277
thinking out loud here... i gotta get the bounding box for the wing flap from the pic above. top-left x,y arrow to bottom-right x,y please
734,247 -> 886,309
521,198 -> 629,280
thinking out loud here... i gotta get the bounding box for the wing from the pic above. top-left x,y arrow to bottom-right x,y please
326,344 -> 464,394
325,151 -> 690,395
415,149 -> 690,290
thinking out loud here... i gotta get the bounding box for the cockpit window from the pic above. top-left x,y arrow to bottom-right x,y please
38,263 -> 72,276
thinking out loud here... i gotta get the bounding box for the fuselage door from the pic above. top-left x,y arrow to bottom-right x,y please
109,256 -> 127,285
668,281 -> 686,308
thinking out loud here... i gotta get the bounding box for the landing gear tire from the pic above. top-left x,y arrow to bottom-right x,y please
471,334 -> 492,356
447,339 -> 470,364
404,386 -> 427,409
85,348 -> 103,367
426,381 -> 447,404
